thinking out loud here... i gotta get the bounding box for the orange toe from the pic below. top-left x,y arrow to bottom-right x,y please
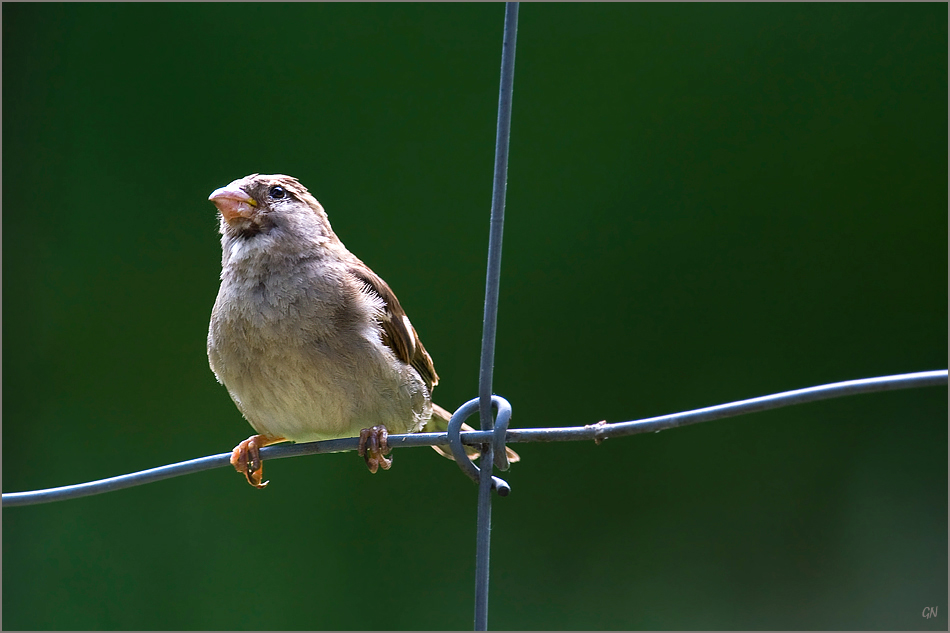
230,434 -> 286,489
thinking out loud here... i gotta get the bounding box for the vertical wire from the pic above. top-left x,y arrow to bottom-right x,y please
474,445 -> 496,630
475,3 -> 519,631
478,1 -> 519,428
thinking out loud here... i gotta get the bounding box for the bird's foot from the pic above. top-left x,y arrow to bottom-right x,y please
231,434 -> 285,488
358,425 -> 392,474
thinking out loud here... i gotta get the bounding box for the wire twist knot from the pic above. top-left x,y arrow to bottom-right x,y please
447,395 -> 513,496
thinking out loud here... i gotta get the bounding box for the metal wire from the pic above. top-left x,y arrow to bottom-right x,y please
4,370 -> 946,509
480,1 -> 519,430
447,396 -> 513,494
474,4 -> 519,629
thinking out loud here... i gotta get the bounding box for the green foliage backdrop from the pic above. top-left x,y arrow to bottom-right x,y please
3,3 -> 947,630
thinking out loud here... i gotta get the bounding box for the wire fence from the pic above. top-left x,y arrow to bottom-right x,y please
3,4 -> 947,630
4,368 -> 947,509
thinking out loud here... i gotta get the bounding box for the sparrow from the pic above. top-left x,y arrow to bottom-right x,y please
207,174 -> 518,488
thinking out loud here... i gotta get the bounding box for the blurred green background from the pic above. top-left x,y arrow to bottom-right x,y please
3,3 -> 946,630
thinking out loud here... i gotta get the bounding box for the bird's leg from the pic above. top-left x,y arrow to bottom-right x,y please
358,425 -> 392,474
231,434 -> 286,489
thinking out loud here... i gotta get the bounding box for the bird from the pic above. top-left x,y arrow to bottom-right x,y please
207,174 -> 518,488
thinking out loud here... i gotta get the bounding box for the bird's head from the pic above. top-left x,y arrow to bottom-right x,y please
209,174 -> 331,242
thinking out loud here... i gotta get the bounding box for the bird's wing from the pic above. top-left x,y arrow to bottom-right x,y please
347,264 -> 440,392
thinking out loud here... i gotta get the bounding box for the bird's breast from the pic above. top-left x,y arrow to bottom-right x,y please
208,260 -> 429,441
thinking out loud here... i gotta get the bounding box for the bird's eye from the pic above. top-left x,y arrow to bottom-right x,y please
269,185 -> 287,199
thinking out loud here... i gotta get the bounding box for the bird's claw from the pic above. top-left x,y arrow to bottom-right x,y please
231,435 -> 270,489
358,425 -> 392,474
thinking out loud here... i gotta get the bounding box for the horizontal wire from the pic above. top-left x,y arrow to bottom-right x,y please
3,369 -> 945,508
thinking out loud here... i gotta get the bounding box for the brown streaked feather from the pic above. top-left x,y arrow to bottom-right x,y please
347,264 -> 439,391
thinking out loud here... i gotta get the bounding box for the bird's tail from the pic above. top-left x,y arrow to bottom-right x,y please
427,403 -> 521,464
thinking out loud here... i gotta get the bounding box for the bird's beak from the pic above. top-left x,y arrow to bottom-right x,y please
209,183 -> 258,224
